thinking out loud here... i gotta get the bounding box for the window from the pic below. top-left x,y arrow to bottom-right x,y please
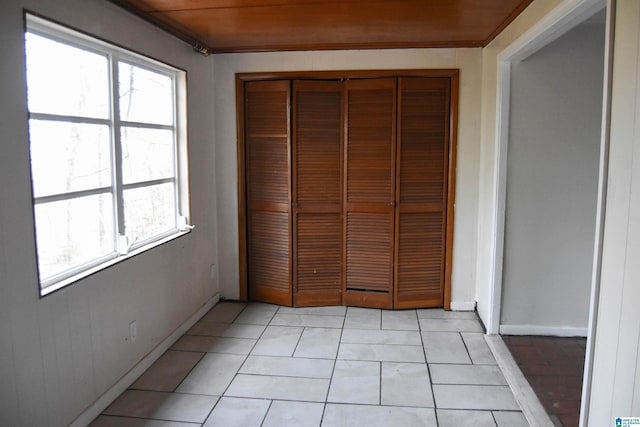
25,14 -> 191,296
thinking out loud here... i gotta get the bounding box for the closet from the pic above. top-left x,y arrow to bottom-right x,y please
239,71 -> 457,309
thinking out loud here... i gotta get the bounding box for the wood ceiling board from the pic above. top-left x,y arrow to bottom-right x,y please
112,0 -> 534,53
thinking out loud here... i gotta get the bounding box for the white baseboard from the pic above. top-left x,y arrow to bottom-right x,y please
485,335 -> 555,427
450,301 -> 476,311
70,294 -> 221,427
499,324 -> 587,337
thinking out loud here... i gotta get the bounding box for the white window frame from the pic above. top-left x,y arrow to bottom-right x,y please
25,14 -> 192,296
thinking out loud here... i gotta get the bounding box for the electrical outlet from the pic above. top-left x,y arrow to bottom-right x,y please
129,320 -> 137,343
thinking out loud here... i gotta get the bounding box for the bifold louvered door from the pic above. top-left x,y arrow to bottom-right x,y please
292,81 -> 343,306
245,80 -> 292,306
394,77 -> 450,308
243,74 -> 453,309
343,78 -> 397,309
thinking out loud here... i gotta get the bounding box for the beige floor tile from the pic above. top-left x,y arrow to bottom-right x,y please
171,335 -> 256,355
381,362 -> 434,407
422,332 -> 471,364
225,374 -> 330,402
344,307 -> 381,330
381,310 -> 419,330
199,302 -> 246,323
433,385 -> 520,410
341,329 -> 421,345
203,397 -> 270,427
278,306 -> 347,316
176,353 -> 245,395
419,318 -> 484,332
462,333 -> 497,365
262,401 -> 324,427
251,326 -> 304,356
270,313 -> 344,328
493,411 -> 530,426
103,390 -> 218,423
187,322 -> 265,339
322,404 -> 437,427
328,360 -> 380,404
430,364 -> 507,385
240,355 -> 334,378
90,415 -> 198,427
417,309 -> 478,320
436,409 -> 497,427
294,327 -> 342,359
338,343 -> 425,362
234,303 -> 279,325
130,350 -> 203,392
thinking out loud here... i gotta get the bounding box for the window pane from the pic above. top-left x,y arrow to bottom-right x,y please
35,194 -> 115,281
124,183 -> 176,243
121,127 -> 174,184
119,63 -> 173,125
29,120 -> 111,197
25,33 -> 109,119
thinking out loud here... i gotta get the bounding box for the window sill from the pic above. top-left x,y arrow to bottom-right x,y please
39,229 -> 192,297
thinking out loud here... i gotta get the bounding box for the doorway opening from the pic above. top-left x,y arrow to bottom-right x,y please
488,0 -> 608,425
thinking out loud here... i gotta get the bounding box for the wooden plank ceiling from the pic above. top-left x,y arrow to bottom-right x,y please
110,0 -> 534,54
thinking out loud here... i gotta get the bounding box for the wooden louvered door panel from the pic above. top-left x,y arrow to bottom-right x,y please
292,81 -> 343,306
245,80 -> 293,306
394,77 -> 450,308
344,78 -> 397,309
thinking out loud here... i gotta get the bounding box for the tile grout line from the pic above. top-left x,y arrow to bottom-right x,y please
378,361 -> 382,406
211,305 -> 275,410
197,302 -> 254,426
321,316 -> 347,426
417,310 -> 439,425
459,331 -> 474,364
96,413 -> 203,425
258,399 -> 274,427
290,325 -> 307,357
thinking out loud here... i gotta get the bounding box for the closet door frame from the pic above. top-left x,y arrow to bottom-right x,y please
236,70 -> 458,309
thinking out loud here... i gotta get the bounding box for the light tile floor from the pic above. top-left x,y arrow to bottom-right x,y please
91,302 -> 530,427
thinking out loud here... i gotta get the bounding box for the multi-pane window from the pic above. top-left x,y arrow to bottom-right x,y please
25,14 -> 190,295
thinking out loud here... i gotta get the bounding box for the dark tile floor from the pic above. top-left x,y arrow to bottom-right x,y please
503,335 -> 586,427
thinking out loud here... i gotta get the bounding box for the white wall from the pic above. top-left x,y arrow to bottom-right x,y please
588,0 -> 640,423
213,48 -> 482,309
477,0 -> 573,327
0,1 -> 218,425
500,20 -> 604,334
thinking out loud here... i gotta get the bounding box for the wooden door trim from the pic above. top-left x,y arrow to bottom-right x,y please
443,71 -> 459,311
236,69 -> 458,309
236,76 -> 248,301
237,69 -> 460,82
